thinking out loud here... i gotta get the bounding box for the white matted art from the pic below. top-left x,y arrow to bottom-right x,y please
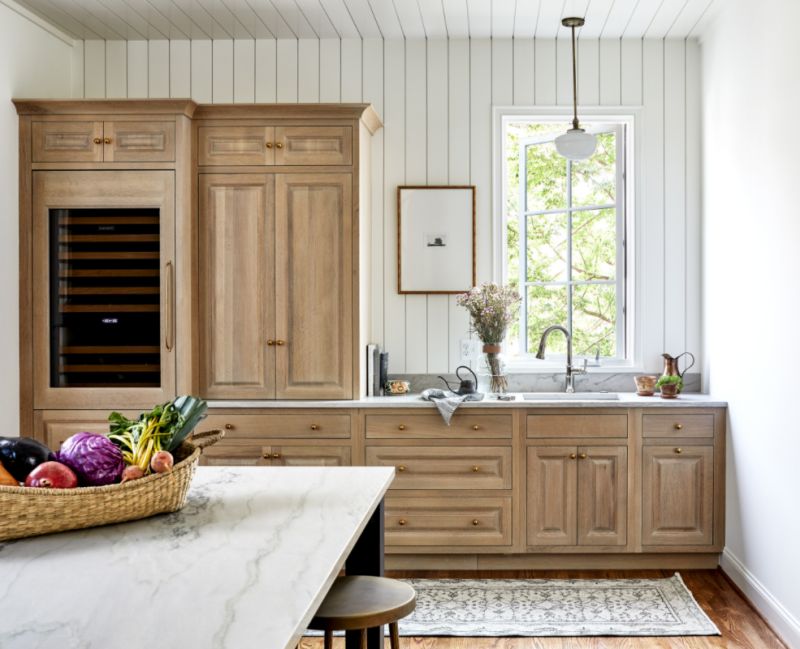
397,186 -> 476,294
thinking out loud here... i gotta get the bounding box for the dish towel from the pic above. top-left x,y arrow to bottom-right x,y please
420,389 -> 485,425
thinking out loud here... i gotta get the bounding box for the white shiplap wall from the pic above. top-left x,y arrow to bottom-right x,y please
73,37 -> 701,375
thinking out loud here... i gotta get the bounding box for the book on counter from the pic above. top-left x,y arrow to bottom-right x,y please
366,344 -> 387,396
379,352 -> 389,397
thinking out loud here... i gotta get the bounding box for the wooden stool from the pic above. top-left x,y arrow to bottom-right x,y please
308,575 -> 416,649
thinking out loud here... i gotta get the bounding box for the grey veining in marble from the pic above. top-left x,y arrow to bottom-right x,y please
0,466 -> 395,649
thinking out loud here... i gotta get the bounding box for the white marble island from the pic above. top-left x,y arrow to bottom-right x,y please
0,466 -> 395,649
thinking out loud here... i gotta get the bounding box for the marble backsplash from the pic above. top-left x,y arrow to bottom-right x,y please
388,372 -> 702,394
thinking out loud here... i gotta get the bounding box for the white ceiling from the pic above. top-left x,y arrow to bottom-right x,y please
12,0 -> 717,41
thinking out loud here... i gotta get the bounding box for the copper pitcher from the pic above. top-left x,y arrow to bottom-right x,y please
662,352 -> 695,382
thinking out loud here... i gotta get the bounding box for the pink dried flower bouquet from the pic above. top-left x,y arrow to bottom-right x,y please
456,283 -> 521,345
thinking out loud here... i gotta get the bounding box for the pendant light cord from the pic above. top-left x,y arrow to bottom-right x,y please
570,24 -> 580,131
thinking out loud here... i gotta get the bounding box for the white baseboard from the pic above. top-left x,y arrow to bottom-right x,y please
720,548 -> 800,648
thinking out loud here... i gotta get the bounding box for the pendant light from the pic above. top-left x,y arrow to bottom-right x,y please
555,16 -> 597,161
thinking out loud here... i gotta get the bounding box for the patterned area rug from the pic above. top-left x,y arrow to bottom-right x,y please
394,574 -> 719,637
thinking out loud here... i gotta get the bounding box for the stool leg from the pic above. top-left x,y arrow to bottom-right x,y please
359,628 -> 367,649
389,622 -> 400,649
324,629 -> 333,649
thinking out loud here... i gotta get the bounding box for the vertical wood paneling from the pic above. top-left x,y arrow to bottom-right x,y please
319,38 -> 341,101
426,38 -> 449,373
71,40 -> 85,98
75,35 -> 700,375
448,38 -> 472,369
404,39 -> 428,373
84,40 -> 105,98
234,39 -> 255,102
513,38 -> 534,105
383,39 -> 406,371
664,39 -> 686,355
212,40 -> 233,102
255,39 -> 277,102
276,39 -> 298,102
126,41 -> 148,98
148,41 -> 169,97
298,39 -> 320,102
191,40 -> 212,102
105,40 -> 127,98
169,40 -> 190,98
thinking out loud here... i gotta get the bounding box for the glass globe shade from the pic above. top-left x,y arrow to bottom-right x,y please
554,128 -> 597,161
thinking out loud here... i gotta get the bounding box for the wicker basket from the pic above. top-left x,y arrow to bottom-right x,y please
0,429 -> 224,542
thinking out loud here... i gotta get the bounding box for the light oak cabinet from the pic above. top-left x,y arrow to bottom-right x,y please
199,173 -> 353,399
32,120 -> 175,163
200,441 -> 351,467
642,444 -> 714,546
526,445 -> 627,548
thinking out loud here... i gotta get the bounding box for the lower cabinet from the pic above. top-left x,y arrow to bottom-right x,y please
200,441 -> 351,467
642,444 -> 714,546
34,410 -> 138,450
526,445 -> 627,547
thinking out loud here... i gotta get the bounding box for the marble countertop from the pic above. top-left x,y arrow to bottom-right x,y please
209,392 -> 727,409
0,466 -> 395,649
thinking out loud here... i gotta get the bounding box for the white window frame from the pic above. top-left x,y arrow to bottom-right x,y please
492,107 -> 641,372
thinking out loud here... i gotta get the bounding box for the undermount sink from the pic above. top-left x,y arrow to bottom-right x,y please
521,392 -> 620,401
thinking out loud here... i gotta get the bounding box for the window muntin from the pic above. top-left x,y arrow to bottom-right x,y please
505,121 -> 626,361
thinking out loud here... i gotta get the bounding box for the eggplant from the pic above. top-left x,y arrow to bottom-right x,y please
0,437 -> 55,482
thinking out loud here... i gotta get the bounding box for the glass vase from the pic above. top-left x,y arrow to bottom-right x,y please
479,343 -> 508,395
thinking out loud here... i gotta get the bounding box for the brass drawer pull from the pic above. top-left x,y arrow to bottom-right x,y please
674,423 -> 684,430
276,142 -> 284,149
93,137 -> 102,144
472,519 -> 480,526
267,339 -> 275,346
674,447 -> 683,454
224,423 -> 234,430
103,137 -> 112,144
472,425 -> 480,430
569,453 -> 577,459
398,518 -> 407,526
397,465 -> 406,472
262,452 -> 270,459
266,142 -> 273,148
310,424 -> 319,431
579,453 -> 587,459
276,339 -> 286,346
272,452 -> 282,459
398,424 -> 406,431
472,465 -> 480,473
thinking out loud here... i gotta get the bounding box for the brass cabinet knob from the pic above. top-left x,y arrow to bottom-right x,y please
103,137 -> 112,144
398,518 -> 407,526
272,452 -> 281,459
674,423 -> 684,430
93,137 -> 102,144
398,424 -> 406,430
569,453 -> 577,460
310,424 -> 319,430
224,423 -> 234,430
267,339 -> 275,346
262,452 -> 270,459
472,425 -> 480,430
472,519 -> 480,526
276,142 -> 284,149
265,142 -> 273,148
579,453 -> 587,459
397,465 -> 406,472
674,447 -> 683,454
276,340 -> 286,346
472,465 -> 480,472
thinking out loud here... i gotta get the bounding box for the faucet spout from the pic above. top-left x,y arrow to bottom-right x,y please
534,324 -> 585,393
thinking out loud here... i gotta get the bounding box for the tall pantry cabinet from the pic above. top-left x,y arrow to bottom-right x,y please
15,100 -> 381,445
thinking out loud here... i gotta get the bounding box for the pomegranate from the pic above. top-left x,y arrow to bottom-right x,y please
24,461 -> 78,489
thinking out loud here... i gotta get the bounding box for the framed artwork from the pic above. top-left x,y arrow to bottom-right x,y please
397,185 -> 476,294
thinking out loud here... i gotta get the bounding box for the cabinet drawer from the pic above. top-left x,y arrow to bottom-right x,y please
366,446 -> 511,490
104,121 -> 175,162
274,127 -> 352,165
643,414 -> 714,439
35,410 -> 139,451
198,126 -> 274,165
202,413 -> 351,438
386,496 -> 512,546
366,414 -> 512,439
32,121 -> 103,162
527,414 -> 628,438
200,439 -> 350,466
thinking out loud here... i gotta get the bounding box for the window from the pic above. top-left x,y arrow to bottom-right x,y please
502,118 -> 629,363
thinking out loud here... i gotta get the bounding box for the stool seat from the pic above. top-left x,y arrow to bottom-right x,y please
309,576 -> 416,631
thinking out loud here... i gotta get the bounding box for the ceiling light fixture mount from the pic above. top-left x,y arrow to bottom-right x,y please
555,16 -> 597,161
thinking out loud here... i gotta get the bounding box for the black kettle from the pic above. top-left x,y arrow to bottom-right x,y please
438,366 -> 479,396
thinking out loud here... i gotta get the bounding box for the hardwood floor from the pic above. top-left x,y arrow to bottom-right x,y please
297,569 -> 786,649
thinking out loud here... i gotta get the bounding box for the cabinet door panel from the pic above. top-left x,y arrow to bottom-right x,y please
274,127 -> 352,165
32,121 -> 103,162
198,126 -> 273,166
199,175 -> 275,398
578,446 -> 627,546
270,445 -> 350,466
104,121 -> 175,162
275,174 -> 352,399
642,445 -> 713,546
526,446 -> 577,546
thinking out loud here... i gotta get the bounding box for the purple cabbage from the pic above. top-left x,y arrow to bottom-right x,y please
57,432 -> 125,486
